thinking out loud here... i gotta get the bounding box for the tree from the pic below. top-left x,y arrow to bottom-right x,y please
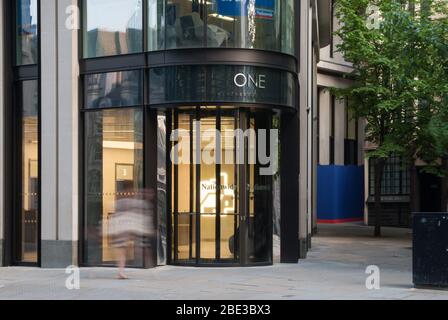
332,0 -> 448,236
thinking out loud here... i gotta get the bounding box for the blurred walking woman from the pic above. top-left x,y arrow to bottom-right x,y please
108,187 -> 154,279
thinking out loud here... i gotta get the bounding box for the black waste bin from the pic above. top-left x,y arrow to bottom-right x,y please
413,212 -> 448,288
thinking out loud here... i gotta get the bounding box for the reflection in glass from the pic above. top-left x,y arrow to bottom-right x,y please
157,114 -> 167,264
281,0 -> 295,55
165,0 -> 206,49
84,108 -> 144,266
206,0 -> 281,51
18,80 -> 39,263
150,65 -> 296,108
16,0 -> 39,65
174,112 -> 196,260
220,116 -> 237,259
200,116 -> 216,259
148,0 -> 165,51
150,66 -> 206,105
170,108 -> 272,265
83,0 -> 143,58
85,71 -> 143,109
247,113 -> 272,263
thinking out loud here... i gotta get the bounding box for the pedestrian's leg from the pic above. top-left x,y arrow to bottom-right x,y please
117,248 -> 128,279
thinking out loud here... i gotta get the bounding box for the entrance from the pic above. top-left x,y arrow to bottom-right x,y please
169,107 -> 274,266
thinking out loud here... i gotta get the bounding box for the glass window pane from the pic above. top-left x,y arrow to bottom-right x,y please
206,0 -> 283,52
157,113 -> 167,264
85,71 -> 143,109
148,0 -> 165,51
165,0 -> 206,49
200,116 -> 216,260
248,112 -> 272,263
83,0 -> 143,58
281,0 -> 295,55
220,115 -> 236,260
84,108 -> 144,266
19,80 -> 39,263
346,108 -> 357,140
16,0 -> 39,65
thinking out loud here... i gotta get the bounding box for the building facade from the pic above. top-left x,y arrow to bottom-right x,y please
0,0 -> 335,268
315,0 -> 444,229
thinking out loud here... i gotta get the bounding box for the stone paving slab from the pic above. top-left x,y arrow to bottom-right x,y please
0,224 -> 447,300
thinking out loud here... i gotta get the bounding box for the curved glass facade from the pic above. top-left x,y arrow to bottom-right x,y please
83,0 -> 296,58
81,1 -> 296,267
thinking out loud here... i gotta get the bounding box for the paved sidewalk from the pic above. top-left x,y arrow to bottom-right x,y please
0,223 -> 447,300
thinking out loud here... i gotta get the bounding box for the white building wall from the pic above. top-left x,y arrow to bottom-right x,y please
312,50 -> 319,233
299,0 -> 311,257
0,0 -> 5,265
319,89 -> 331,165
41,0 -> 58,246
40,0 -> 79,267
334,98 -> 346,166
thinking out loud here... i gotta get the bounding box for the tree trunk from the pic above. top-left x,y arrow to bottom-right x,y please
410,162 -> 418,214
442,156 -> 448,212
374,158 -> 385,237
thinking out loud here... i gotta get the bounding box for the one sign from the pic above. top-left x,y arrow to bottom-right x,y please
149,65 -> 296,109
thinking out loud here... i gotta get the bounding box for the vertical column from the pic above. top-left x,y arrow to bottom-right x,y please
56,0 -> 79,267
0,0 -> 5,266
144,110 -> 158,268
319,89 -> 331,165
40,0 -> 59,267
311,52 -> 319,235
280,113 -> 299,263
298,0 -> 311,258
40,0 -> 80,267
334,98 -> 346,165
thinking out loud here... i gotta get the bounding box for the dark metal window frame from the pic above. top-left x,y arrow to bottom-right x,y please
4,0 -> 42,267
168,106 -> 274,267
368,156 -> 411,197
330,0 -> 335,58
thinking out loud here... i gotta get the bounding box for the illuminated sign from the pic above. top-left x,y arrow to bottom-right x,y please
200,172 -> 235,214
149,65 -> 296,109
233,73 -> 266,89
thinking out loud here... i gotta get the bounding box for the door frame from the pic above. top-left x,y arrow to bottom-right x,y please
168,105 -> 274,267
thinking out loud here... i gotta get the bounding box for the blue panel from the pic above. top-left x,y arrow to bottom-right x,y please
217,0 -> 246,16
217,0 -> 276,17
317,165 -> 365,222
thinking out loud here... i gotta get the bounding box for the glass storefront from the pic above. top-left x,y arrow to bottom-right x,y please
83,0 -> 143,58
84,108 -> 144,266
83,0 -> 296,58
16,0 -> 39,65
81,62 -> 293,266
85,70 -> 143,109
80,1 -> 296,267
15,80 -> 39,264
